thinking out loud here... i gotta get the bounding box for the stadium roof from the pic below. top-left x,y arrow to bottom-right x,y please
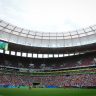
0,19 -> 96,48
0,0 -> 96,48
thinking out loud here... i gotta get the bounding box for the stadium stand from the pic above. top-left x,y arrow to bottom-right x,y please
0,20 -> 96,89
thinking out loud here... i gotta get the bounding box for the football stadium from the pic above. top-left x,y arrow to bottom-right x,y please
0,0 -> 96,96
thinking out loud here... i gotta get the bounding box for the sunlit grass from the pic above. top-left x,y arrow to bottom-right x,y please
0,88 -> 96,96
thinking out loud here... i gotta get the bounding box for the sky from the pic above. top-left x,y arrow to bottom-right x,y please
0,0 -> 96,33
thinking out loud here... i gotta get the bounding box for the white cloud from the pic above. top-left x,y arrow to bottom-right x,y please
0,0 -> 96,32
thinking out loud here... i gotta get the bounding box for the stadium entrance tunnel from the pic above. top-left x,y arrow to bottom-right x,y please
33,83 -> 40,88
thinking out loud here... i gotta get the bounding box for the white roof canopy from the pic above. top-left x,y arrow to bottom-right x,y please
0,0 -> 96,33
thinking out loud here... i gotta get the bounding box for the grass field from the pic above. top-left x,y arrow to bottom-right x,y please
0,88 -> 96,96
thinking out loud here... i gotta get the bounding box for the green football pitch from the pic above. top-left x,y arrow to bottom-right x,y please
0,88 -> 96,96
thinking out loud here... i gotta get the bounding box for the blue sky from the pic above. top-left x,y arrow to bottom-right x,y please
0,0 -> 96,33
